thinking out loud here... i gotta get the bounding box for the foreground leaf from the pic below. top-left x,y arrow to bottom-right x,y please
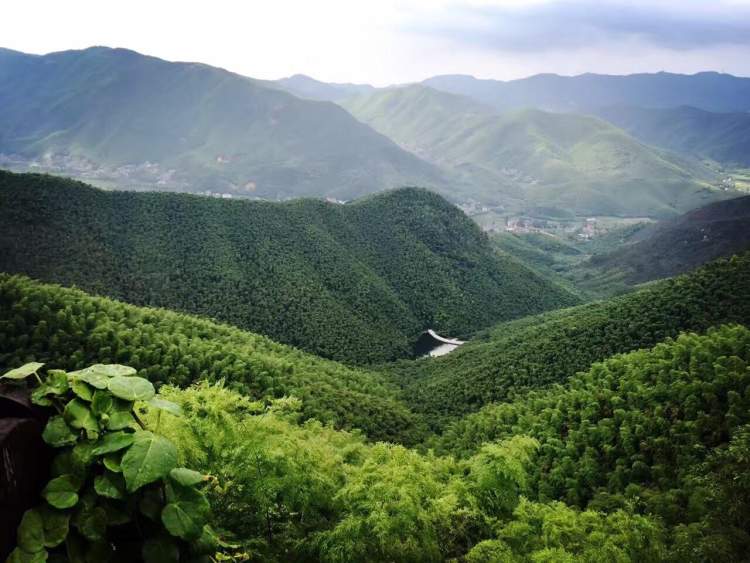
63,399 -> 99,433
2,362 -> 44,380
121,431 -> 177,492
42,417 -> 77,448
94,472 -> 126,500
91,431 -> 135,456
147,397 -> 183,417
169,467 -> 204,487
42,475 -> 80,509
108,376 -> 155,402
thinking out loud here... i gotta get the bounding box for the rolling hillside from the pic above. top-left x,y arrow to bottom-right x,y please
0,170 -> 577,363
0,47 -> 443,198
424,71 -> 750,113
387,253 -> 750,429
595,105 -> 750,167
585,195 -> 750,285
0,274 -> 425,443
343,85 -> 724,216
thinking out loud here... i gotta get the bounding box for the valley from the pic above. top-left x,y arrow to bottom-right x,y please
2,16 -> 750,562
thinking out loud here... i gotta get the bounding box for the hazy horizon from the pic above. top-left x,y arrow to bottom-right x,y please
4,0 -> 750,86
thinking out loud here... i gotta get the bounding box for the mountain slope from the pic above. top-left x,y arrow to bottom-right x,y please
424,71 -> 750,113
274,73 -> 375,101
0,47 -> 443,198
585,195 -> 750,285
594,105 -> 750,167
0,170 -> 578,363
387,253 -> 750,429
343,85 -> 724,216
0,274 -> 425,443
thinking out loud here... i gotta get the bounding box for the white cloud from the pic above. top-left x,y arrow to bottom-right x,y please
3,0 -> 749,84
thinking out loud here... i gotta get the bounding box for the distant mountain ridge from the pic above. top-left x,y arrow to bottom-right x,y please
423,71 -> 750,113
274,74 -> 375,101
0,46 -> 444,199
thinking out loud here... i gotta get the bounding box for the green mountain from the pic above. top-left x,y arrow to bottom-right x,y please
387,253 -> 750,429
0,170 -> 577,363
0,274 -> 424,444
595,105 -> 750,167
585,195 -> 750,285
6,274 -> 750,560
274,73 -> 375,102
343,85 -> 725,217
424,71 -> 750,113
0,47 -> 443,198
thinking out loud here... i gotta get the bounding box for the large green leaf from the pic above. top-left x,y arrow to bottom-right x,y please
17,509 -> 44,553
91,431 -> 135,456
94,472 -> 126,500
108,376 -> 155,402
70,381 -> 94,402
162,481 -> 210,539
169,467 -> 204,487
103,453 -> 122,473
37,506 -> 70,548
91,391 -> 113,417
64,399 -> 99,434
31,371 -> 70,406
89,364 -> 137,377
161,502 -> 205,540
106,411 -> 137,431
76,506 -> 107,542
42,475 -> 80,509
42,417 -> 77,448
121,431 -> 177,492
2,362 -> 44,380
67,367 -> 109,390
148,397 -> 183,417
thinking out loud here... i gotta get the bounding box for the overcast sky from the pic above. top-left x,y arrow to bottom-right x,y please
4,0 -> 750,85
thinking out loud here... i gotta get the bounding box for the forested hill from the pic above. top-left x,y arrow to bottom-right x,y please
388,253 -> 750,429
585,195 -> 750,285
0,46 -> 443,198
0,170 -> 577,363
0,274 -> 425,443
343,85 -> 723,217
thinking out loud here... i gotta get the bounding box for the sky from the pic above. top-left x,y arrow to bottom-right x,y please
4,0 -> 750,85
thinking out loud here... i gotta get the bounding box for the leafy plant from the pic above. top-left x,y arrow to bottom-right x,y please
3,362 -> 243,563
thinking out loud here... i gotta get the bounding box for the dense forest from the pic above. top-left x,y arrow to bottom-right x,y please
0,274 -> 425,444
5,323 -> 749,561
0,171 -> 577,364
388,253 -> 750,429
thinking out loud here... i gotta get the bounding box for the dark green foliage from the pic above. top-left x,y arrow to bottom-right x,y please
0,274 -> 426,443
435,325 -> 750,561
586,195 -> 750,285
389,253 -> 750,429
0,170 -> 577,363
2,363 -> 233,563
